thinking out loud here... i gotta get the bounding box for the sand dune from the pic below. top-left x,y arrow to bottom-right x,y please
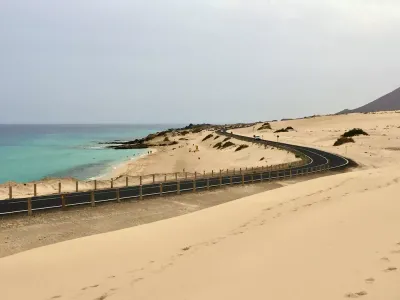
1,167 -> 399,300
235,111 -> 400,169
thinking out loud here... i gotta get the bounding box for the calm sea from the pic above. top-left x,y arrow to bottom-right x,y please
0,124 -> 175,184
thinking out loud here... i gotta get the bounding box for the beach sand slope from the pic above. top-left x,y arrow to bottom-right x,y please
1,167 -> 399,300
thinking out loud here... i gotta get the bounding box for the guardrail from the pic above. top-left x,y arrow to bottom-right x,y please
0,131 -> 349,216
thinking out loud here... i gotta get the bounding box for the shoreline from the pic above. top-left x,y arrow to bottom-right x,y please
100,147 -> 158,180
91,148 -> 155,180
0,127 -> 300,200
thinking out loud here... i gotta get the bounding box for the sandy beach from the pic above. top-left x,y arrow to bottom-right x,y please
0,129 -> 299,200
1,111 -> 400,299
234,111 -> 400,169
1,166 -> 399,300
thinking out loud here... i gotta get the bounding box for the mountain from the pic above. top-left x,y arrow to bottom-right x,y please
337,86 -> 400,114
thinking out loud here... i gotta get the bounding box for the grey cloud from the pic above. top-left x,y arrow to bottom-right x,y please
1,0 -> 400,124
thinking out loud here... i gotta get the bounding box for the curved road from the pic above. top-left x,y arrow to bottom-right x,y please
0,131 -> 354,215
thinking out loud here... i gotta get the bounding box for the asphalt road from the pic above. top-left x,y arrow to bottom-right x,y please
0,131 -> 353,215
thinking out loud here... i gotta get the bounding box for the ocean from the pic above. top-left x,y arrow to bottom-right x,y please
0,124 -> 175,184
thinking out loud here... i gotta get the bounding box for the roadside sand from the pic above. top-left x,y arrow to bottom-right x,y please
1,167 -> 399,300
0,181 -> 284,258
105,130 -> 297,179
0,130 -> 298,200
235,111 -> 400,169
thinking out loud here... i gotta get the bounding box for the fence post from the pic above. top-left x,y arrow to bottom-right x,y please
203,170 -> 206,177
177,180 -> 181,195
91,191 -> 95,207
164,174 -> 167,182
207,178 -> 210,190
242,173 -> 244,185
193,178 -> 196,192
126,177 -> 129,187
9,185 -> 12,199
34,183 -> 37,197
76,181 -> 78,192
111,179 -> 113,188
240,168 -> 242,174
58,182 -> 61,194
251,172 -> 254,183
160,183 -> 163,196
290,168 -> 292,178
27,197 -> 32,216
219,171 -> 222,186
175,173 -> 177,181
230,175 -> 233,185
61,194 -> 66,210
226,168 -> 229,175
139,185 -> 143,200
140,176 -> 143,185
116,188 -> 120,203
153,174 -> 155,183
94,180 -> 97,190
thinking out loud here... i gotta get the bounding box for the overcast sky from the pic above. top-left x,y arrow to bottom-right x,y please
1,0 -> 400,124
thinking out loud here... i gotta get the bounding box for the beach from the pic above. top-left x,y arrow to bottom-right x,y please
1,166 -> 399,300
234,111 -> 400,169
1,112 -> 400,299
0,128 -> 299,200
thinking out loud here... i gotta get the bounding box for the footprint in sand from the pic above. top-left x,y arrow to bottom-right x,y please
345,291 -> 367,298
82,285 -> 99,291
383,267 -> 397,272
95,293 -> 108,300
128,267 -> 144,274
130,277 -> 144,286
381,257 -> 390,262
365,277 -> 375,284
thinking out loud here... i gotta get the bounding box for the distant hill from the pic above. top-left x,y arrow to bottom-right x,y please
337,86 -> 400,114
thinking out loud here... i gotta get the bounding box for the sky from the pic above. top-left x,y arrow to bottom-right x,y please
1,0 -> 400,124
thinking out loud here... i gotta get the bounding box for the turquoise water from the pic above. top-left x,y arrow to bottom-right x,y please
0,124 -> 173,184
